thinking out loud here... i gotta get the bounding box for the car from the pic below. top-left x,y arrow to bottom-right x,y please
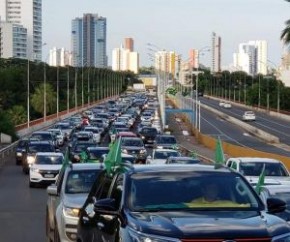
47,128 -> 65,147
15,138 -> 29,165
85,146 -> 110,162
223,102 -> 232,108
77,164 -> 290,242
29,152 -> 64,187
165,156 -> 201,164
30,131 -> 56,147
259,184 -> 290,222
22,140 -> 57,174
46,163 -> 104,242
69,141 -> 96,163
83,126 -> 101,144
226,157 -> 290,185
242,110 -> 256,121
146,148 -> 181,164
120,137 -> 147,163
154,134 -> 178,149
138,127 -> 158,146
219,101 -> 225,107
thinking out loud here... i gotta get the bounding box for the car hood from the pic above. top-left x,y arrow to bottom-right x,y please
150,159 -> 166,165
127,210 -> 290,238
63,193 -> 88,209
122,146 -> 144,151
247,176 -> 290,186
31,164 -> 62,170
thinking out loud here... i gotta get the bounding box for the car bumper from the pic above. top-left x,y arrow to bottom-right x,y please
59,216 -> 79,242
29,171 -> 58,184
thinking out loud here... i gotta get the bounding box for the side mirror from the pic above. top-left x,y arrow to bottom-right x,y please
47,185 -> 58,196
267,198 -> 286,214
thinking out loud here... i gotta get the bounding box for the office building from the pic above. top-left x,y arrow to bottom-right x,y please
154,51 -> 177,76
112,44 -> 139,74
0,0 -> 42,61
124,38 -> 134,51
71,13 -> 107,67
0,21 -> 27,59
189,49 -> 199,69
49,47 -> 72,67
233,40 -> 268,75
211,32 -> 221,73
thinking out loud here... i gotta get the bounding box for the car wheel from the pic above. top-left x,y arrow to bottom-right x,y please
54,221 -> 60,242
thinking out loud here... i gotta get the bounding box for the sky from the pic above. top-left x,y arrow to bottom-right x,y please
43,0 -> 290,68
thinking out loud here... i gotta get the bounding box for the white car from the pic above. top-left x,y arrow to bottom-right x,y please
29,152 -> 64,188
242,111 -> 256,121
223,102 -> 232,109
47,128 -> 65,147
219,101 -> 225,107
146,148 -> 181,165
226,157 -> 290,185
83,126 -> 101,144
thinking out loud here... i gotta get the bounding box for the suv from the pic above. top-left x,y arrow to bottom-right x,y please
154,134 -> 178,149
46,163 -> 104,242
22,140 -> 56,174
226,157 -> 290,185
120,137 -> 147,163
77,164 -> 290,242
15,138 -> 29,165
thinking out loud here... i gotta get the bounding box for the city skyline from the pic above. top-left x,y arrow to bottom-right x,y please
39,0 -> 290,68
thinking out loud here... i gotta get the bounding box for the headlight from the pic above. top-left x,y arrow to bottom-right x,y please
272,233 -> 290,241
63,207 -> 80,218
27,156 -> 35,164
30,167 -> 39,173
139,149 -> 146,154
122,149 -> 128,154
128,228 -> 180,242
16,152 -> 22,157
157,146 -> 163,149
141,136 -> 145,139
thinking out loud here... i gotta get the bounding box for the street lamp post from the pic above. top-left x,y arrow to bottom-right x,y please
27,59 -> 30,128
43,62 -> 47,121
67,66 -> 70,113
56,66 -> 59,118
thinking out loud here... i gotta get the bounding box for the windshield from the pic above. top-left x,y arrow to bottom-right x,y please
154,151 -> 180,159
129,172 -> 260,211
88,149 -> 109,159
122,139 -> 143,147
28,144 -> 54,153
240,162 -> 289,176
35,155 -> 63,165
141,128 -> 157,135
157,136 -> 176,144
65,170 -> 100,194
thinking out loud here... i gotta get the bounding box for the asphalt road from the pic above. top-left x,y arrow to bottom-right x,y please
200,97 -> 290,145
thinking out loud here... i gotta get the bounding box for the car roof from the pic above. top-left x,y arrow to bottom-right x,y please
128,164 -> 232,174
169,156 -> 199,160
67,162 -> 104,170
154,148 -> 180,152
262,184 -> 290,195
117,131 -> 136,137
87,146 -> 109,151
36,152 -> 63,156
229,157 -> 281,163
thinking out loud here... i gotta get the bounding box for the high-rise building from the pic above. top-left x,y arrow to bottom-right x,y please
154,51 -> 177,76
71,13 -> 107,67
124,38 -> 134,51
189,49 -> 199,69
49,47 -> 72,67
0,0 -> 42,61
112,44 -> 139,74
211,32 -> 221,73
233,40 -> 267,75
0,21 -> 27,59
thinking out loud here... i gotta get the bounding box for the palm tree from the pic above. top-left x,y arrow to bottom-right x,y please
281,0 -> 290,45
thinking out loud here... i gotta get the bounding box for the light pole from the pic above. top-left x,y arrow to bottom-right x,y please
56,66 -> 59,118
43,61 -> 47,121
67,66 -> 70,113
27,58 -> 30,128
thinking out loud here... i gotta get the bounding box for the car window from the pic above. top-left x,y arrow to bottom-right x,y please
122,139 -> 143,147
240,162 -> 289,176
35,155 -> 63,165
154,151 -> 179,159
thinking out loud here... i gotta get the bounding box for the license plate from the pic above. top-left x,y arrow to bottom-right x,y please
44,174 -> 54,178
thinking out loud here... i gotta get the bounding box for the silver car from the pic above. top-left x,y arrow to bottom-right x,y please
46,163 -> 104,242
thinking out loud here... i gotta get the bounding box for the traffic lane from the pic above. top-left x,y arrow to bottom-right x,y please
200,107 -> 290,157
0,161 -> 46,242
200,97 -> 290,145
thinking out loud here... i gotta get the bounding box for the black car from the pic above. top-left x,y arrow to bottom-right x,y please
138,127 -> 158,145
22,140 -> 56,174
77,164 -> 290,242
15,138 -> 29,165
120,137 -> 147,163
69,141 -> 96,162
165,156 -> 201,164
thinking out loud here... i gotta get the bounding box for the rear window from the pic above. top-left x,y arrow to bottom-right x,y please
28,143 -> 54,153
240,162 -> 289,177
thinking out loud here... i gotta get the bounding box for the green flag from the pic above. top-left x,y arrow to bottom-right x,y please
60,147 -> 70,172
214,137 -> 225,164
104,138 -> 122,175
255,164 -> 266,195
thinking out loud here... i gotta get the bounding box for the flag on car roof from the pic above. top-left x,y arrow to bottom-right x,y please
104,137 -> 122,175
214,136 -> 225,164
60,147 -> 70,172
255,164 -> 266,195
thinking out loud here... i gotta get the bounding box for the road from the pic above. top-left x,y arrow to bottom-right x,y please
200,97 -> 290,145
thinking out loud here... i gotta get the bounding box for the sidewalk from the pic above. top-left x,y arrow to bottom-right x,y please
166,113 -> 215,163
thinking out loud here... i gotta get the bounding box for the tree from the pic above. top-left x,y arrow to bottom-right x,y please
31,83 -> 56,115
281,0 -> 290,45
7,105 -> 27,125
0,110 -> 17,140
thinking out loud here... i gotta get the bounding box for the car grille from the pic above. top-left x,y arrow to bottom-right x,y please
181,238 -> 271,242
39,170 -> 59,178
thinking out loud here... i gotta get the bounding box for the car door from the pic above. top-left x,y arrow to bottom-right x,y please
92,174 -> 123,242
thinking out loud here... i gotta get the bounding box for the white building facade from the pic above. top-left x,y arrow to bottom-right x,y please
0,21 -> 27,59
0,0 -> 42,61
49,47 -> 72,67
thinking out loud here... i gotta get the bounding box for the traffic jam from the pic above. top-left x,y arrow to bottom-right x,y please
15,91 -> 290,242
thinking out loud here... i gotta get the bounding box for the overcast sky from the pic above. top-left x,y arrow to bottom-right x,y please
43,0 -> 290,68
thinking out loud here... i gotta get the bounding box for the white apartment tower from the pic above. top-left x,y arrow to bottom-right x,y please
49,47 -> 72,67
154,51 -> 177,76
0,21 -> 27,59
233,40 -> 267,75
211,32 -> 221,73
0,0 -> 42,61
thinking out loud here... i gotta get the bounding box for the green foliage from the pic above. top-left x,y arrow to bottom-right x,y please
166,87 -> 178,96
0,110 -> 17,140
7,105 -> 27,125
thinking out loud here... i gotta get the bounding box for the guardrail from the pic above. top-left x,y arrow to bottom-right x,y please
0,142 -> 17,168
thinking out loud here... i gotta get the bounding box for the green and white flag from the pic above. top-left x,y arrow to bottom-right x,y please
255,164 -> 266,195
214,136 -> 225,164
104,138 -> 122,175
